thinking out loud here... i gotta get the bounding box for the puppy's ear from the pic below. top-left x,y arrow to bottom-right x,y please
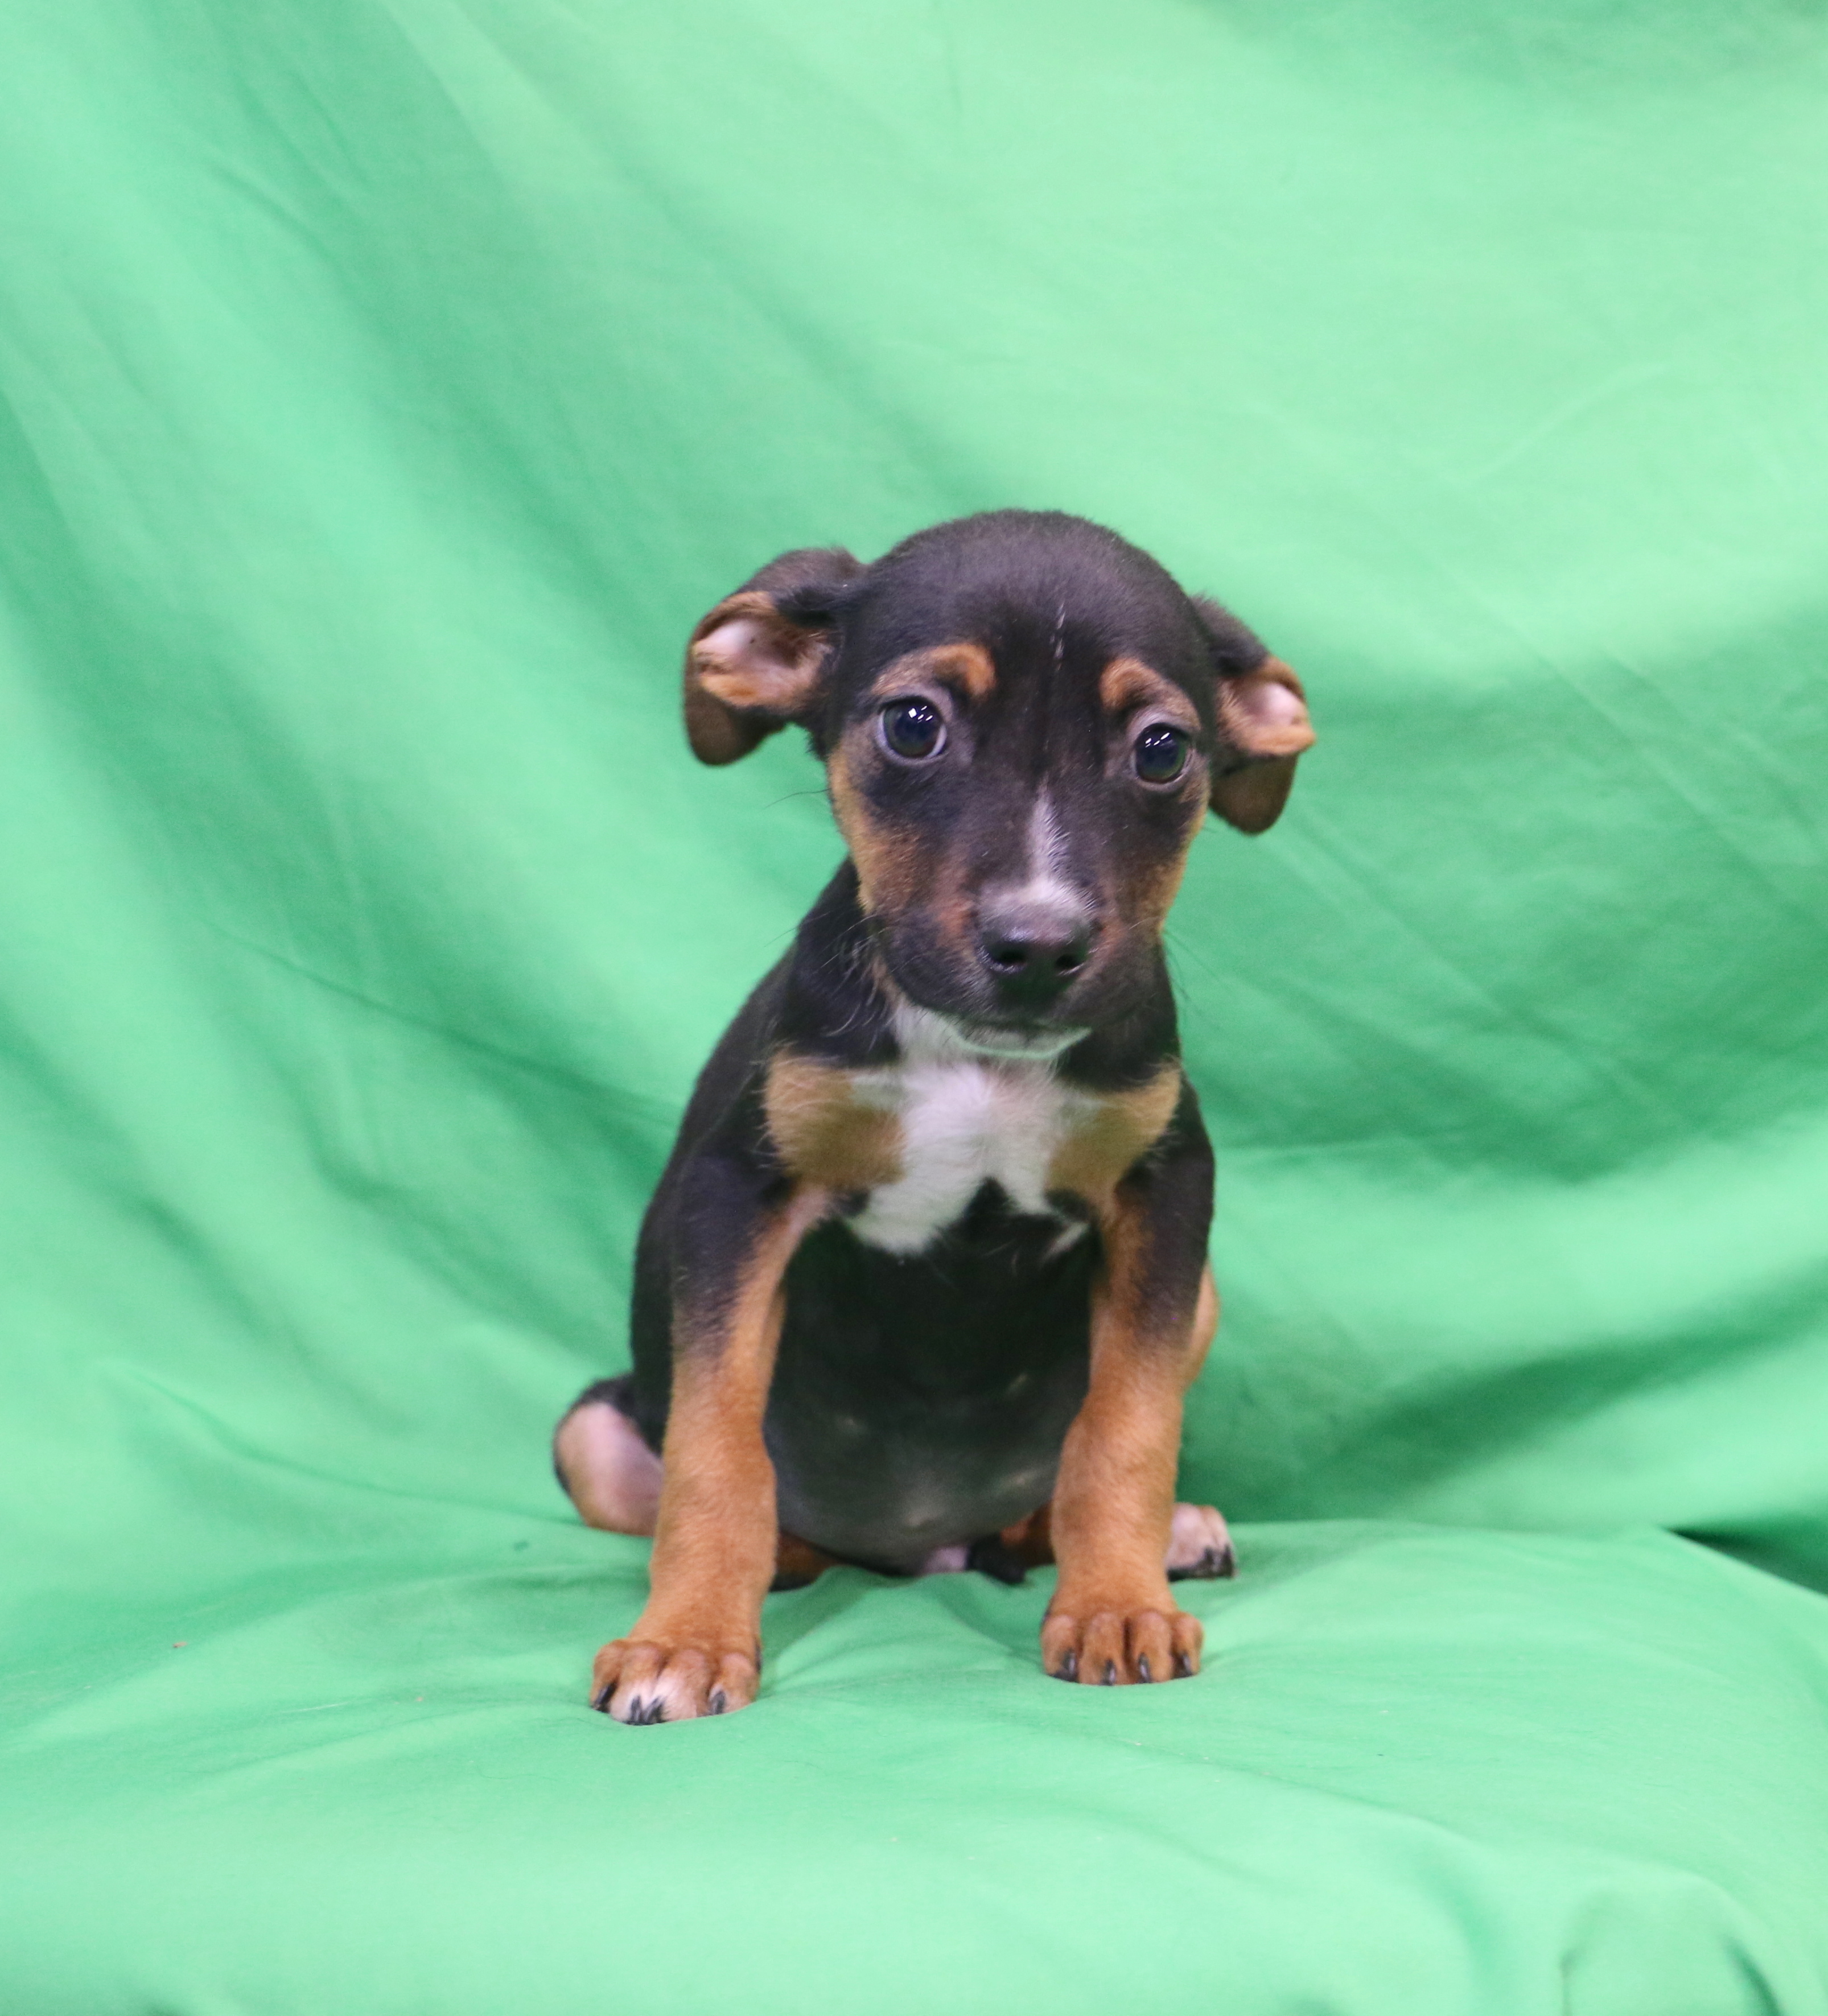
682,547 -> 867,765
1191,595 -> 1315,834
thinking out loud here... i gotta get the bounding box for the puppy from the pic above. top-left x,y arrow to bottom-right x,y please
555,510 -> 1313,1722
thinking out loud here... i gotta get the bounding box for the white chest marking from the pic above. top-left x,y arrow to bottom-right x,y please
847,1006 -> 1094,1255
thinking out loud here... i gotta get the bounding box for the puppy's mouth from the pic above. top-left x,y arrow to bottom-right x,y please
949,1020 -> 1089,1061
884,994 -> 1089,1061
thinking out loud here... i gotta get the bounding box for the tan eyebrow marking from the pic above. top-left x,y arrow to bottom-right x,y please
1100,656 -> 1200,729
868,643 -> 996,703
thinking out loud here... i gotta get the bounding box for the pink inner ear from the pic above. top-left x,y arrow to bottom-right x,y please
695,615 -> 775,675
1253,681 -> 1306,729
692,611 -> 820,712
1222,658 -> 1315,760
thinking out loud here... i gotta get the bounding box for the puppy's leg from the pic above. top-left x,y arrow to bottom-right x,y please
973,1498 -> 1234,1586
1043,1138 -> 1218,1687
590,1186 -> 824,1725
1161,1273 -> 1236,1582
981,1280 -> 1234,1589
555,1378 -> 837,1589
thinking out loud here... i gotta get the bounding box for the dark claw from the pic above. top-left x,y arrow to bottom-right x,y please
1137,1655 -> 1152,1683
624,1696 -> 664,1726
709,1690 -> 728,1716
1173,1650 -> 1194,1679
1055,1650 -> 1079,1683
1168,1541 -> 1238,1584
591,1683 -> 615,1713
1102,1660 -> 1117,1686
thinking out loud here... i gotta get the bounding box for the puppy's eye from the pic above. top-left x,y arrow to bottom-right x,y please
1133,724 -> 1190,785
880,698 -> 945,761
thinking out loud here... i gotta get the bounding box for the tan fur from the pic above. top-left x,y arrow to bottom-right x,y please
682,590 -> 831,764
1209,655 -> 1314,835
1047,1065 -> 1184,1216
590,1187 -> 827,1720
1092,658 -> 1214,924
827,745 -> 982,958
773,1531 -> 840,1588
1137,810 -> 1210,930
555,1377 -> 845,1593
868,642 -> 997,703
1217,655 -> 1314,759
689,591 -> 825,714
837,648 -> 993,924
1041,1191 -> 1213,1685
1099,655 -> 1201,729
765,1051 -> 903,1191
825,746 -> 923,917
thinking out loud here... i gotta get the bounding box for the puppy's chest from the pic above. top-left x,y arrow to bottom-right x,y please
843,1056 -> 1090,1254
765,1047 -> 1181,1259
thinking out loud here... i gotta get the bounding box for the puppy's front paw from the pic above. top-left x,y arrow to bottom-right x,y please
1041,1602 -> 1203,1686
590,1637 -> 759,1724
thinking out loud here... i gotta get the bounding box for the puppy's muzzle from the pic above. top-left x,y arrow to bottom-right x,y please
974,892 -> 1098,1015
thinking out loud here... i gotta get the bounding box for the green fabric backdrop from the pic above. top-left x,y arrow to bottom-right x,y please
3,2 -> 1826,2010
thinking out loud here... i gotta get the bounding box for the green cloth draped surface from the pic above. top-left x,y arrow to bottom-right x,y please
1,2 -> 1825,2009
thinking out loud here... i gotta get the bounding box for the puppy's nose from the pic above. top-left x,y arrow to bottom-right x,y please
975,894 -> 1096,1005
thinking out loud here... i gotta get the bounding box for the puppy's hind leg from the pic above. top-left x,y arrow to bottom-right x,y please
1166,1503 -> 1236,1581
554,1376 -> 664,1537
965,1500 -> 1236,1583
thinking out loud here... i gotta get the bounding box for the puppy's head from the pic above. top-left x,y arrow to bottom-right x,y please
683,511 -> 1313,1051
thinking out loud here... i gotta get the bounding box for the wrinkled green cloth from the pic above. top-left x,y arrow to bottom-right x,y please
2,2 -> 1826,2010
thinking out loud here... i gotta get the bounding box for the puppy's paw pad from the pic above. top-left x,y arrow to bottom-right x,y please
589,1639 -> 758,1724
1166,1503 -> 1236,1581
1041,1605 -> 1203,1686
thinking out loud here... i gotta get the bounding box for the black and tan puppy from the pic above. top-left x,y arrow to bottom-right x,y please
554,510 -> 1313,1722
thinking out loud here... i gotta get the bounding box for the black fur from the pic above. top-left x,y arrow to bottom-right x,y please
576,511 -> 1298,1576
619,904 -> 1204,1578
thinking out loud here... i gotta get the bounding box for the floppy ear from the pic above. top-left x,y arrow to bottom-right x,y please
682,546 -> 867,765
1191,595 -> 1316,834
